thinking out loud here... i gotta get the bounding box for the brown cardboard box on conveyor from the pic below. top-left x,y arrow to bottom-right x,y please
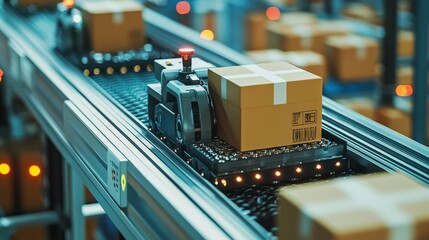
79,0 -> 145,53
278,172 -> 429,240
208,62 -> 322,152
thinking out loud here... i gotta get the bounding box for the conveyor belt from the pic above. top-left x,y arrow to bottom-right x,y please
92,71 -> 359,235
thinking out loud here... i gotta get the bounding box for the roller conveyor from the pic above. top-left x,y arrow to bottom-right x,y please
1,2 -> 428,239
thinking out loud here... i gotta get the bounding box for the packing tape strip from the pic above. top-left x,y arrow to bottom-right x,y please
220,65 -> 304,105
299,178 -> 429,240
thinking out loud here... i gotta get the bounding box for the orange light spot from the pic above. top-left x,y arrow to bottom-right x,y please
335,161 -> 341,167
200,29 -> 214,41
296,167 -> 302,173
0,68 -> 3,82
255,173 -> 262,180
275,171 -> 281,177
176,1 -> 191,15
316,164 -> 322,170
395,84 -> 413,97
0,163 -> 10,175
236,176 -> 243,183
63,0 -> 75,9
29,165 -> 41,177
266,7 -> 281,20
220,179 -> 227,187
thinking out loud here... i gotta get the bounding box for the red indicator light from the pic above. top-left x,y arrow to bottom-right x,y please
0,68 -> 3,82
176,1 -> 191,15
266,7 -> 281,20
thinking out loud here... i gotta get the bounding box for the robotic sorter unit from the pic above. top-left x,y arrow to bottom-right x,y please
0,1 -> 428,239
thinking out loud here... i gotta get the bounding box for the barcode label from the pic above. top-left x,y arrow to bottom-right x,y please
293,126 -> 317,143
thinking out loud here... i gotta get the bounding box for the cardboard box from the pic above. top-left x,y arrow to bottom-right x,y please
268,24 -> 326,54
283,50 -> 327,81
343,3 -> 381,25
79,0 -> 144,53
376,106 -> 411,137
398,31 -> 414,57
398,66 -> 413,85
337,97 -> 376,120
246,49 -> 285,63
246,13 -> 267,50
278,172 -> 429,240
208,62 -> 322,151
317,20 -> 352,36
280,12 -> 317,27
326,35 -> 379,81
11,0 -> 60,7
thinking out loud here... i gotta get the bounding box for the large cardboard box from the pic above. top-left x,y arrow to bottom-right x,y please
283,50 -> 327,81
246,49 -> 285,63
208,62 -> 322,151
398,31 -> 414,57
80,1 -> 145,53
246,13 -> 267,50
278,172 -> 429,240
326,35 -> 379,81
376,106 -> 411,137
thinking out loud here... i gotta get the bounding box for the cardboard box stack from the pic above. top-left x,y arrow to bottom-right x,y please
79,0 -> 145,53
283,50 -> 327,81
398,31 -> 414,57
326,35 -> 379,81
208,62 -> 322,151
376,106 -> 411,137
246,13 -> 267,50
278,172 -> 429,240
337,97 -> 376,120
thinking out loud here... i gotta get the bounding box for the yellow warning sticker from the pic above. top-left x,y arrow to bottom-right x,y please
121,174 -> 126,191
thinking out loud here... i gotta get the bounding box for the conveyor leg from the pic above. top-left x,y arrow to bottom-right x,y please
63,162 -> 85,240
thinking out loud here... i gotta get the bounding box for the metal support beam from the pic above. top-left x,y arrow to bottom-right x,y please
42,135 -> 65,239
0,211 -> 59,239
412,0 -> 429,145
381,0 -> 398,106
63,162 -> 85,240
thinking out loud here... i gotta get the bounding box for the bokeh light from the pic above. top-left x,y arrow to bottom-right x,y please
200,29 -> 214,40
266,7 -> 281,20
0,163 -> 10,175
176,1 -> 191,15
29,165 -> 41,177
395,84 -> 413,97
